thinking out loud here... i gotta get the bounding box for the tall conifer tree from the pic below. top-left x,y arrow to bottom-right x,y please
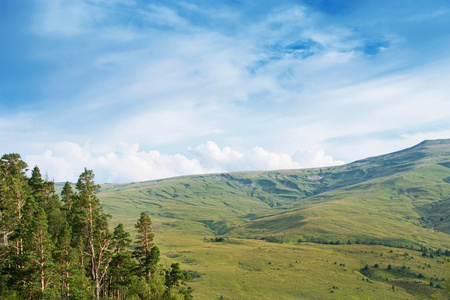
23,207 -> 57,299
74,168 -> 112,299
133,212 -> 160,281
0,154 -> 30,256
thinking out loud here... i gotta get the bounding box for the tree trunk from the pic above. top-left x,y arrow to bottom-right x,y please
39,230 -> 45,294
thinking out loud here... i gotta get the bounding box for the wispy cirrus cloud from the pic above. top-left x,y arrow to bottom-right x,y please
2,0 -> 450,183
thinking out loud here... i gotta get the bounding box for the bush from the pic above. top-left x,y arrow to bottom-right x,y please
361,265 -> 371,278
263,237 -> 283,244
211,237 -> 225,242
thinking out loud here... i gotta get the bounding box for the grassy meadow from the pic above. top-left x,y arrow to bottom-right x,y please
155,233 -> 449,299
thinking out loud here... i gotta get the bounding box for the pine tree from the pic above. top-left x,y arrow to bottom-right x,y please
5,196 -> 38,296
107,224 -> 134,298
23,207 -> 58,299
74,168 -> 112,299
61,181 -> 74,212
165,263 -> 193,300
29,166 -> 64,242
54,221 -> 74,299
113,223 -> 132,254
0,154 -> 30,257
28,166 -> 44,196
133,212 -> 157,281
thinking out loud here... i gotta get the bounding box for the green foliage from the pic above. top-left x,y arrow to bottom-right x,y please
23,207 -> 58,298
133,212 -> 157,281
0,153 -> 31,252
166,262 -> 191,289
112,223 -> 131,253
61,181 -> 75,211
0,158 -> 192,299
360,264 -> 371,278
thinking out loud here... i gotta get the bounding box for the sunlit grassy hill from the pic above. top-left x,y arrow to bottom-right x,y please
97,139 -> 450,299
227,140 -> 450,248
99,139 -> 450,249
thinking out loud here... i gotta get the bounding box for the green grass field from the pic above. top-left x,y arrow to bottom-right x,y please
155,233 -> 448,299
95,139 -> 450,299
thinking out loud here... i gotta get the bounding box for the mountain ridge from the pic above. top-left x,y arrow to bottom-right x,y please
99,139 -> 450,249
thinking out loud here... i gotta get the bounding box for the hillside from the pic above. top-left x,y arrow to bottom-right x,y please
97,139 -> 450,299
99,139 -> 450,249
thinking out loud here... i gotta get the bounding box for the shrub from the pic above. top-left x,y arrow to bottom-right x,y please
361,265 -> 371,278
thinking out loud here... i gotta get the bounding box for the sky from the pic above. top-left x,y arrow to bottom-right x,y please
1,0 -> 450,183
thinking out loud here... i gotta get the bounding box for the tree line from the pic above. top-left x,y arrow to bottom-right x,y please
0,153 -> 192,299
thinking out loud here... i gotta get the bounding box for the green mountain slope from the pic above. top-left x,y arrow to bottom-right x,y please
99,139 -> 450,249
227,140 -> 450,248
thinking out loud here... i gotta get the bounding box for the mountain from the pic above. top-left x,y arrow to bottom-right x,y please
96,139 -> 450,299
99,139 -> 450,249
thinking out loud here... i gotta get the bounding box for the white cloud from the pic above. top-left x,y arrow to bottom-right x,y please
292,149 -> 344,168
403,8 -> 448,22
142,5 -> 190,29
249,146 -> 302,170
190,141 -> 305,172
93,144 -> 207,183
26,142 -> 207,183
190,141 -> 244,171
112,106 -> 223,147
26,142 -> 90,182
266,57 -> 450,162
34,0 -> 98,36
23,141 -> 345,183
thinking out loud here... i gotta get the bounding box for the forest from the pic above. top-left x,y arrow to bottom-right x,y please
0,153 -> 192,299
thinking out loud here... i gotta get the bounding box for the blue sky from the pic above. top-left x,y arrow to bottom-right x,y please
1,0 -> 450,183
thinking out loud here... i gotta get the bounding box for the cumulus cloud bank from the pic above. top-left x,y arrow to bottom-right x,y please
25,141 -> 344,183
